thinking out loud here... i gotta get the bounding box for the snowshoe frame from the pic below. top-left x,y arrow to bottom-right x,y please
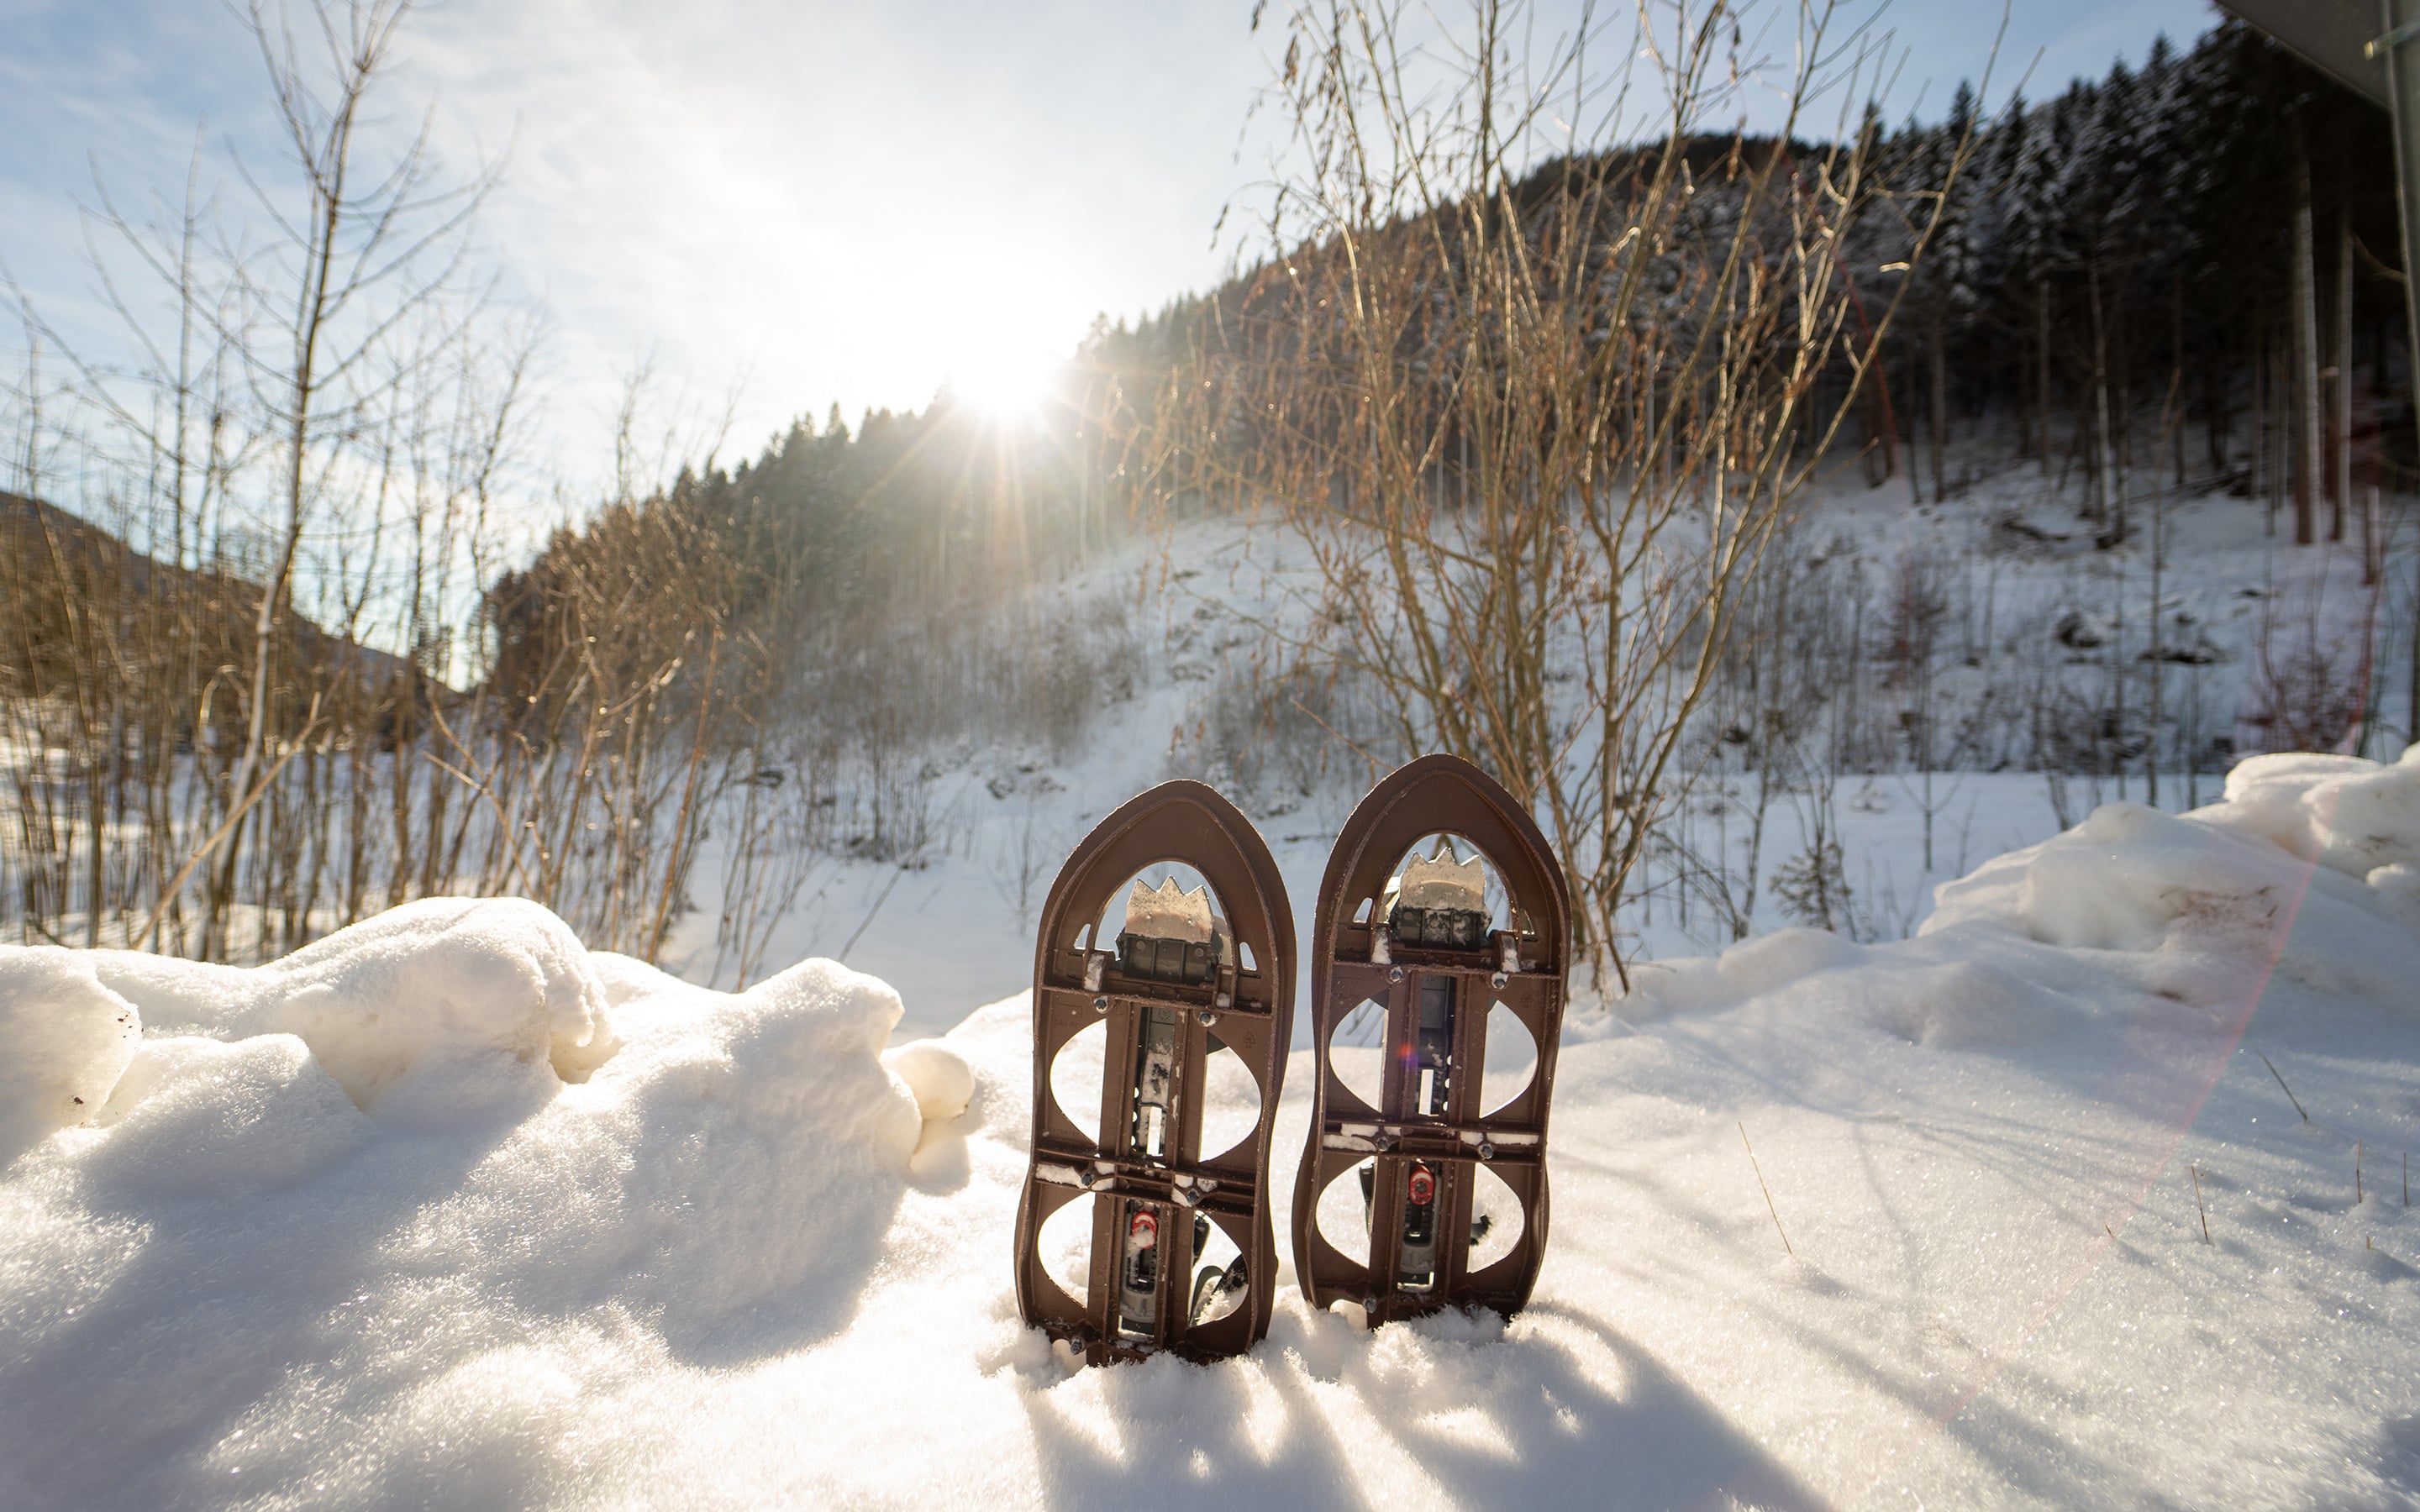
1013,780 -> 1297,1365
1292,753 -> 1570,1326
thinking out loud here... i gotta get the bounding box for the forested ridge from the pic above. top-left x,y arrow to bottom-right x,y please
1076,18 -> 2404,520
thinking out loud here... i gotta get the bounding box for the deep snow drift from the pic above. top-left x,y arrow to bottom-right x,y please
5,748 -> 2420,1507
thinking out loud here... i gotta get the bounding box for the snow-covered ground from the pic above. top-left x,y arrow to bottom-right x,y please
6,745 -> 2419,1507
662,464 -> 2416,1042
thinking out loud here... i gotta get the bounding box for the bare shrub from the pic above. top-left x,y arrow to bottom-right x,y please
1156,0 -> 1981,983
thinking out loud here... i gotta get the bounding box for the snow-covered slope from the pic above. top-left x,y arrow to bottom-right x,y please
4,749 -> 2419,1507
661,473 -> 2414,1040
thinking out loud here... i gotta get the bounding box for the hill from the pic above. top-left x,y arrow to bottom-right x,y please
2,489 -> 423,711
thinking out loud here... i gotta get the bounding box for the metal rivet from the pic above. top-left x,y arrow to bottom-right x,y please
1092,995 -> 1109,1013
1477,1142 -> 1495,1161
1387,965 -> 1404,983
1077,1168 -> 1096,1187
1490,971 -> 1508,990
1197,1008 -> 1218,1027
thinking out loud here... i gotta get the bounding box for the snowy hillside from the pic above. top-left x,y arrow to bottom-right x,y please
5,746 -> 2418,1507
660,467 -> 2412,1042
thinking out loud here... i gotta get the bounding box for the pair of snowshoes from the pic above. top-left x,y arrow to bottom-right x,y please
1011,754 -> 1570,1366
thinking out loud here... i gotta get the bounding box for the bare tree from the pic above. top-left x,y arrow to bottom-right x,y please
200,0 -> 503,948
1158,0 -> 1979,985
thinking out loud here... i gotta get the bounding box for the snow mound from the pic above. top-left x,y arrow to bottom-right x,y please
83,897 -> 618,1113
884,1037 -> 976,1124
1914,749 -> 2420,1021
0,907 -> 936,1506
1625,926 -> 1866,1018
2205,744 -> 2420,880
0,948 -> 140,1155
1623,748 -> 2420,1042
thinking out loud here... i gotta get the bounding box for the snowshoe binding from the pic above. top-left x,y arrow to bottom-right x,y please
1013,781 -> 1296,1365
1291,753 -> 1570,1326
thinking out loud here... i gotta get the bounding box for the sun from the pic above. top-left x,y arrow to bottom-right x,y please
948,344 -> 1060,426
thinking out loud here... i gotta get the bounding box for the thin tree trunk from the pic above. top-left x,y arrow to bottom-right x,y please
213,59 -> 366,960
2089,264 -> 2120,533
2173,293 -> 2187,487
2366,484 -> 2384,586
1929,304 -> 1949,502
2292,146 -> 2321,547
2036,280 -> 2053,480
2271,339 -> 2286,536
2149,369 -> 2180,808
2253,323 -> 2267,521
2112,541 -> 2127,801
2014,312 -> 2035,460
2147,498 -> 2160,807
2334,203 -> 2354,543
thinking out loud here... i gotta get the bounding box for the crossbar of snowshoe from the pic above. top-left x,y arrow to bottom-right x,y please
1318,1123 -> 1542,1163
1037,984 -> 1278,1021
1013,780 -> 1295,1367
1292,753 -> 1571,1327
1028,1144 -> 1260,1213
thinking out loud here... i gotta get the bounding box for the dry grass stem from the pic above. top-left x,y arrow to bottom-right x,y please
1739,1120 -> 1793,1258
2258,1052 -> 2310,1122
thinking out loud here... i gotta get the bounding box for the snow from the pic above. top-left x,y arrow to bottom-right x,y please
650,464 -> 2414,1040
87,897 -> 624,1115
6,746 -> 2420,1505
0,927 -> 947,1504
2215,750 -> 2420,881
0,948 -> 139,1158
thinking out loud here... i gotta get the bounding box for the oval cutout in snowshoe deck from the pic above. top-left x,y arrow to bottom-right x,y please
1311,1163 -> 1376,1274
1290,753 -> 1570,1328
1326,998 -> 1391,1109
1049,1020 -> 1108,1147
1034,1190 -> 1099,1312
1186,1215 -> 1249,1327
1194,1042 -> 1265,1163
1466,1162 -> 1524,1275
1478,1002 -> 1539,1119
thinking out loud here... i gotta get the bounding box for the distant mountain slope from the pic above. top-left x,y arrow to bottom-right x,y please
1,490 -> 423,709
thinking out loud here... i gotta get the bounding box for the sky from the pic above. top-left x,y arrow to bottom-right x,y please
1,0 -> 2221,495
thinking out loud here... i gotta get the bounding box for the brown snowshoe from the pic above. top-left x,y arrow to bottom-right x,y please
1291,753 -> 1570,1326
1013,781 -> 1296,1364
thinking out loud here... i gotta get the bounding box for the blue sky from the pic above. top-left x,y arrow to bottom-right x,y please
1,0 -> 2220,487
